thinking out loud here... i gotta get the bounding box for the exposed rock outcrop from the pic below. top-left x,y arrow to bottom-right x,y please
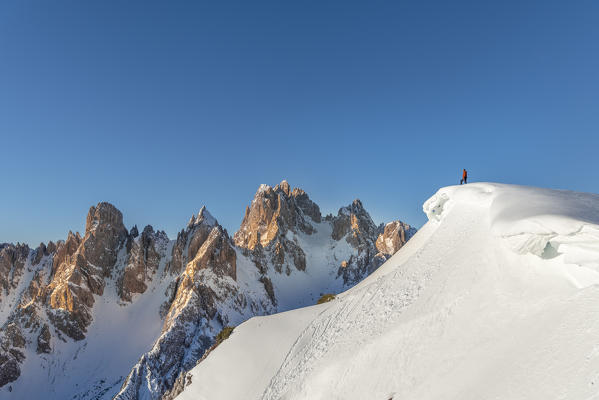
234,180 -> 321,250
0,243 -> 29,299
234,181 -> 318,275
375,220 -> 417,256
119,225 -> 168,302
46,202 -> 128,340
331,199 -> 378,244
329,199 -> 382,285
331,200 -> 415,286
81,202 -> 128,274
167,206 -> 218,275
36,324 -> 51,354
0,323 -> 25,387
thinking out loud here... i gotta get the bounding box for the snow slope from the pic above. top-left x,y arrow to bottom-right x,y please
178,183 -> 599,400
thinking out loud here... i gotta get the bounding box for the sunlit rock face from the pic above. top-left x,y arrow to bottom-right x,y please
376,220 -> 417,256
46,202 -> 128,340
232,181 -> 321,280
234,180 -> 322,251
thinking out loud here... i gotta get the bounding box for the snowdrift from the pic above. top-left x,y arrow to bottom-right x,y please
178,183 -> 599,400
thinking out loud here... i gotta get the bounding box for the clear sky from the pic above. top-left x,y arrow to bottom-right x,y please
1,0 -> 598,245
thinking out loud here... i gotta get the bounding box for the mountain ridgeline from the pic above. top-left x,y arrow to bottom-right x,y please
0,181 -> 415,399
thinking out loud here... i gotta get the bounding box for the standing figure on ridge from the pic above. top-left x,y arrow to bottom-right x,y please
460,169 -> 468,185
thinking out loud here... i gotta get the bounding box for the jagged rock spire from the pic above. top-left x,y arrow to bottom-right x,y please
46,202 -> 128,340
375,221 -> 416,255
168,205 -> 235,279
332,198 -> 377,243
234,180 -> 321,250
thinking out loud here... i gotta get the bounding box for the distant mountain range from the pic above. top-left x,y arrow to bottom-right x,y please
0,180 -> 415,399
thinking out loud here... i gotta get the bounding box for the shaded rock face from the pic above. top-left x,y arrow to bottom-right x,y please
0,264 -> 59,387
32,242 -> 47,266
116,281 -> 219,400
119,226 -> 168,302
0,243 -> 30,299
332,199 -> 378,244
331,200 -> 415,286
0,357 -> 19,388
0,243 -> 43,387
0,323 -> 25,387
329,199 -> 381,284
82,202 -> 128,274
36,324 -> 51,354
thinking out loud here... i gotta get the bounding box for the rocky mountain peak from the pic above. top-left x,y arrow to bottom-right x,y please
168,206 -> 235,277
81,202 -> 127,273
187,205 -> 218,229
197,205 -> 217,227
332,198 -> 377,243
234,180 -> 321,250
331,198 -> 409,286
339,199 -> 369,220
45,202 -> 129,340
85,202 -> 125,234
185,224 -> 236,280
274,180 -> 291,196
66,230 -> 81,243
32,241 -> 51,265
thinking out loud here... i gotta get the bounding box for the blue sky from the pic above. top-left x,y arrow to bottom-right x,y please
1,0 -> 598,245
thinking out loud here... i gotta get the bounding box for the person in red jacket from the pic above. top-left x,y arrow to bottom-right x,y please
460,169 -> 468,185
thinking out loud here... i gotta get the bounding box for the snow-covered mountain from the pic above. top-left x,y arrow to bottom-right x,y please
0,180 -> 415,399
177,183 -> 599,400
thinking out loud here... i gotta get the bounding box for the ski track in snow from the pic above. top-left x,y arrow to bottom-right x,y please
261,200 -> 476,400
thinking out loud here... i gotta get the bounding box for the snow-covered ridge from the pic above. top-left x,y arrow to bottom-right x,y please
426,183 -> 599,280
179,183 -> 599,400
